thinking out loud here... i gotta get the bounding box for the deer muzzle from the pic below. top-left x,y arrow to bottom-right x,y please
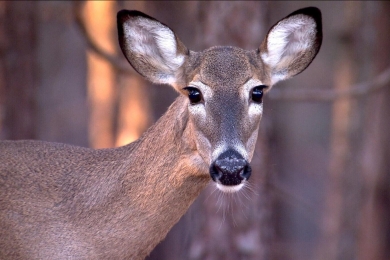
210,150 -> 251,187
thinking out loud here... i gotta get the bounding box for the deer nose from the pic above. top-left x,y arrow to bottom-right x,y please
210,150 -> 251,186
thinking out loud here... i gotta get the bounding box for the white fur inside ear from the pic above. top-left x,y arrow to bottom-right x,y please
261,16 -> 316,84
123,18 -> 185,84
154,27 -> 185,69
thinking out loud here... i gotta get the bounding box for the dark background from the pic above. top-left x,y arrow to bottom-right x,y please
1,1 -> 389,260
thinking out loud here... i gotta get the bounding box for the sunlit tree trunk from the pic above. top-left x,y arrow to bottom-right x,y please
115,1 -> 152,147
83,1 -> 117,148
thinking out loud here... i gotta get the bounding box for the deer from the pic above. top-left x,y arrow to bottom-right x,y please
0,7 -> 322,260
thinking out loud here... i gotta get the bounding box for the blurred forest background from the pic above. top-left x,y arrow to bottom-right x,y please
1,1 -> 390,260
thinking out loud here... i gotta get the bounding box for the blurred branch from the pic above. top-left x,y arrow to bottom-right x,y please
73,2 -> 135,76
268,66 -> 390,102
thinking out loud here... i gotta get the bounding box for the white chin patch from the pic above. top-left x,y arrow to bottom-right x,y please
216,183 -> 245,193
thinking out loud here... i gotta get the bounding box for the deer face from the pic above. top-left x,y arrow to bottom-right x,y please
182,47 -> 267,191
117,7 -> 322,192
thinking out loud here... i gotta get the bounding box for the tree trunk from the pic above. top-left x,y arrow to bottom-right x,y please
82,1 -> 117,148
115,1 -> 153,147
318,2 -> 363,260
0,1 -> 6,139
2,2 -> 38,140
36,2 -> 88,146
359,2 -> 390,260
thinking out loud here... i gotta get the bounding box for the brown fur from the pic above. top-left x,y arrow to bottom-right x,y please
0,7 -> 322,259
0,97 -> 209,259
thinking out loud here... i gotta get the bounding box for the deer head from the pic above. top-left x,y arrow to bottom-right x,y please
117,7 -> 322,192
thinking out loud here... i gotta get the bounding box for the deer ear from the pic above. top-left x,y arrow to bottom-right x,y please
260,7 -> 322,85
117,10 -> 188,87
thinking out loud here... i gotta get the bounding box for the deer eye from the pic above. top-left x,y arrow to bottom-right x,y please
251,85 -> 267,103
183,87 -> 203,104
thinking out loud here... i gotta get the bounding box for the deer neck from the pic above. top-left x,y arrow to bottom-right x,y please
108,96 -> 209,258
124,95 -> 209,208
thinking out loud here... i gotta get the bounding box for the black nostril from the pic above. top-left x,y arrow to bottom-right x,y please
240,165 -> 252,180
209,150 -> 251,186
210,165 -> 222,182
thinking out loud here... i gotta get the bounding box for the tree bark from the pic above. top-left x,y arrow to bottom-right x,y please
35,2 -> 88,146
2,2 -> 38,140
82,1 -> 117,148
318,2 -> 363,260
359,2 -> 390,260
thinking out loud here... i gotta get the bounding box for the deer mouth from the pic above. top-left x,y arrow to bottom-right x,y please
209,149 -> 252,192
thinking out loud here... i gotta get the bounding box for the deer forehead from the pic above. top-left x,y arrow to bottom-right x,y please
197,46 -> 254,88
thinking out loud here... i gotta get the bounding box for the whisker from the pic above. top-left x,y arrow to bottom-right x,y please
228,193 -> 238,227
218,192 -> 227,231
235,192 -> 250,221
244,182 -> 260,197
203,183 -> 218,204
239,188 -> 253,204
216,190 -> 224,214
